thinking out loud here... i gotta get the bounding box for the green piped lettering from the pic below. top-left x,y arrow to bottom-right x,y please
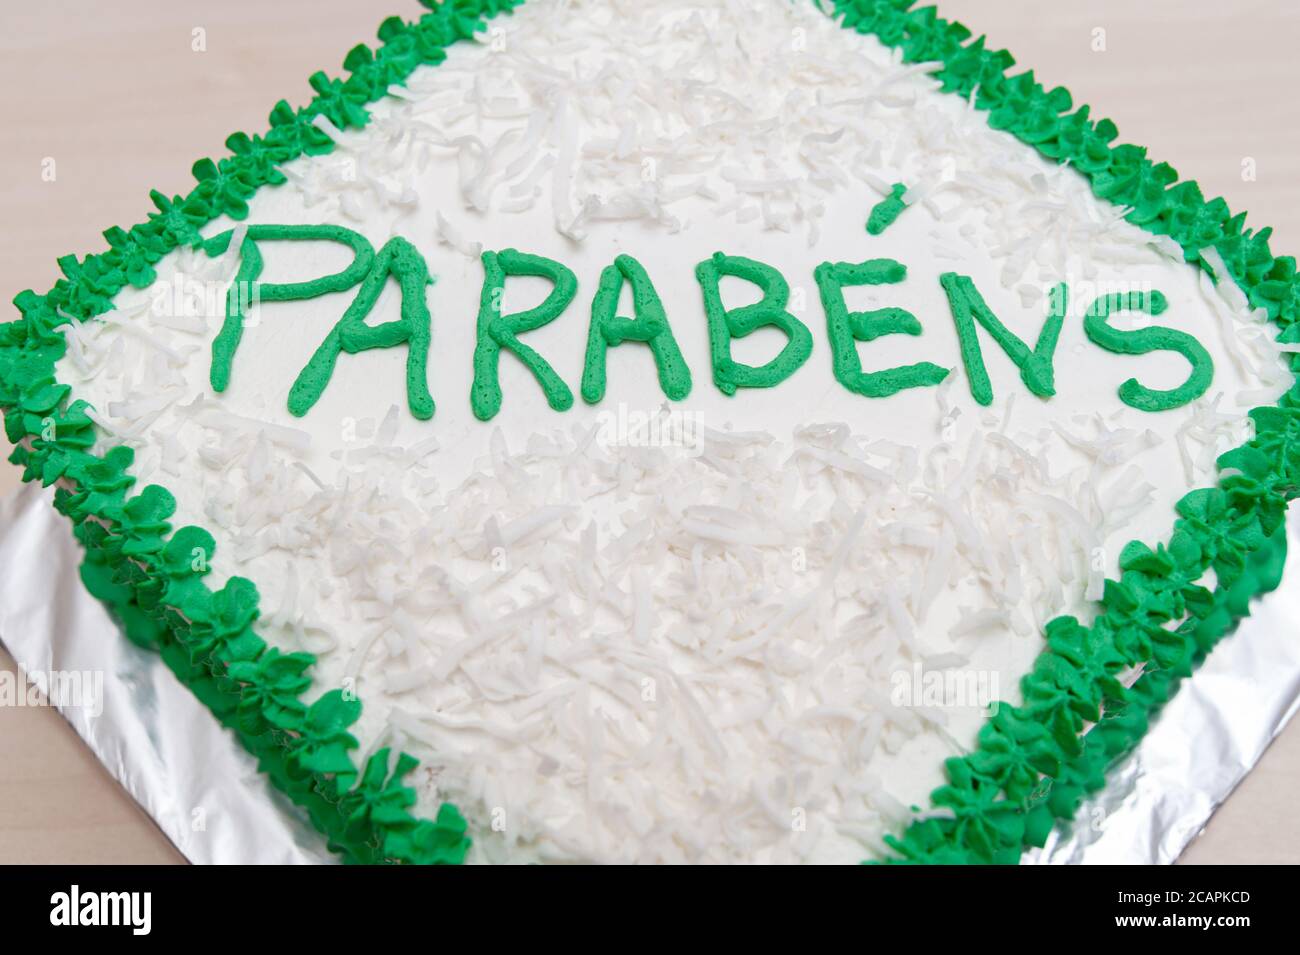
694,252 -> 813,396
814,257 -> 949,398
1083,289 -> 1213,412
471,248 -> 577,421
940,272 -> 1066,406
581,254 -> 691,404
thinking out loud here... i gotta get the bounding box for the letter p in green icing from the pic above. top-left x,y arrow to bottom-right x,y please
206,224 -> 436,421
208,224 -> 377,396
694,252 -> 813,396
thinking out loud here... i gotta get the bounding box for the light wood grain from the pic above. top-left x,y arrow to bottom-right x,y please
0,0 -> 1296,864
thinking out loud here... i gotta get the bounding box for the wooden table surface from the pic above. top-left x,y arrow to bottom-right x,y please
1,0 -> 1298,864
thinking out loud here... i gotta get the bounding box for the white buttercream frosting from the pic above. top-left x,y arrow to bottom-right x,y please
57,0 -> 1286,862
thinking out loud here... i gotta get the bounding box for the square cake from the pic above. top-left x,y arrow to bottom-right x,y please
2,0 -> 1296,863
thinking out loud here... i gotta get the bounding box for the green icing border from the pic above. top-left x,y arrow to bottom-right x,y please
1,0 -> 1298,865
0,0 -> 525,865
828,0 -> 1300,863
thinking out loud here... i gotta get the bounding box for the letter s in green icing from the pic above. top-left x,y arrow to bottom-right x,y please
1082,289 -> 1213,412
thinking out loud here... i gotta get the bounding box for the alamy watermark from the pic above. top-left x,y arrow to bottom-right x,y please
596,403 -> 704,455
1054,277 -> 1156,318
889,662 -> 1000,715
50,885 -> 151,935
149,275 -> 259,326
0,668 -> 104,718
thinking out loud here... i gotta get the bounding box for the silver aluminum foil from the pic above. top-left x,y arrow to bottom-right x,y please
1028,510 -> 1300,864
0,482 -> 332,864
1,478 -> 1298,865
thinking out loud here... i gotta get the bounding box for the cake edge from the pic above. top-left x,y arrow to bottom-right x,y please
0,0 -> 1295,864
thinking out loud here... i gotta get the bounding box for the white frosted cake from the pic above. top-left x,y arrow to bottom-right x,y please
6,0 -> 1295,864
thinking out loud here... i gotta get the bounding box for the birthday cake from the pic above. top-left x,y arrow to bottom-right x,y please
3,0 -> 1297,864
